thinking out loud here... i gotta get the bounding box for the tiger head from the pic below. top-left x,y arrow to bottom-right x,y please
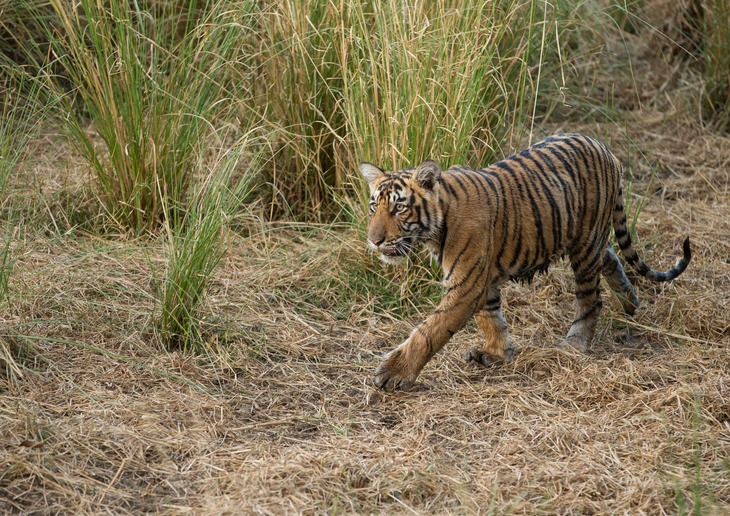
359,160 -> 444,265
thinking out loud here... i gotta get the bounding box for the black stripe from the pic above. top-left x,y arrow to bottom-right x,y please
437,202 -> 449,266
454,169 -> 481,197
572,300 -> 603,324
560,139 -> 591,224
461,170 -> 488,200
575,285 -> 598,298
450,174 -> 470,197
536,149 -> 575,233
478,172 -> 500,199
584,137 -> 612,225
413,203 -> 424,230
602,258 -> 618,275
445,254 -> 488,294
497,163 -> 531,269
444,235 -> 474,282
547,144 -> 580,190
571,235 -> 605,276
485,298 -> 501,310
491,172 -> 511,267
512,155 -> 549,258
577,248 -> 604,277
508,231 -> 524,270
420,198 -> 432,229
442,181 -> 459,198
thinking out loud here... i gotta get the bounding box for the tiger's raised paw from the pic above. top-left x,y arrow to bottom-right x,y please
464,346 -> 515,367
372,349 -> 418,391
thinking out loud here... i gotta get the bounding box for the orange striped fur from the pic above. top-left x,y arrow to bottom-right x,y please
361,134 -> 691,390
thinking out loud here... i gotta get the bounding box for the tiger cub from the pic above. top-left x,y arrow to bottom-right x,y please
360,133 -> 691,391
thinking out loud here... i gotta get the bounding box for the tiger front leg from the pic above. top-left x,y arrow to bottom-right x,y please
372,327 -> 433,391
465,288 -> 515,366
373,277 -> 487,391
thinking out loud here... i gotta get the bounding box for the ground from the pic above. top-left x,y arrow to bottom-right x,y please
1,38 -> 730,516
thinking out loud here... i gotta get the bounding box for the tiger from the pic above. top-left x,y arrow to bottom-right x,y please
360,133 -> 691,391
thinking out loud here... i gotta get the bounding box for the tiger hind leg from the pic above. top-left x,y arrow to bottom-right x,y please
562,246 -> 604,352
465,288 -> 515,366
601,244 -> 640,316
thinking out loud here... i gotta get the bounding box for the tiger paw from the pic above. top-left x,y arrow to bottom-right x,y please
372,349 -> 418,391
559,335 -> 590,353
622,290 -> 641,316
464,345 -> 515,367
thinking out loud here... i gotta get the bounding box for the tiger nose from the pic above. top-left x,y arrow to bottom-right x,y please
369,236 -> 385,247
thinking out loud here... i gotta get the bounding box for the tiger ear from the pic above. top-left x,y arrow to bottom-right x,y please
359,162 -> 385,192
414,160 -> 441,190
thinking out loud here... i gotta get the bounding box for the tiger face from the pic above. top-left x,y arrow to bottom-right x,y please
360,161 -> 444,265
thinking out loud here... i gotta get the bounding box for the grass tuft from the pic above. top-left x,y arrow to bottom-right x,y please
702,0 -> 730,129
0,67 -> 45,195
255,1 -> 345,221
0,64 -> 49,315
26,0 -> 254,233
158,138 -> 261,352
341,0 -> 528,177
256,0 -> 579,221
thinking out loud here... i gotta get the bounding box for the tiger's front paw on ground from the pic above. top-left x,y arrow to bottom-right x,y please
464,346 -> 515,367
372,350 -> 418,391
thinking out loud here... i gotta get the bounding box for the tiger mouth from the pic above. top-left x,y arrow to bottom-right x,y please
381,248 -> 407,257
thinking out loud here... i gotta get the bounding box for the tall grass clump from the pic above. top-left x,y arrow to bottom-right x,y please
28,0 -> 254,233
604,0 -> 646,34
258,0 -> 580,220
0,0 -> 53,67
255,1 -> 346,220
158,138 -> 263,352
0,68 -> 47,380
702,0 -> 730,129
0,68 -> 49,304
0,68 -> 45,197
341,0 -> 535,178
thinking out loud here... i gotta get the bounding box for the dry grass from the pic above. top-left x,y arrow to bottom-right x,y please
1,113 -> 729,513
2,10 -> 730,511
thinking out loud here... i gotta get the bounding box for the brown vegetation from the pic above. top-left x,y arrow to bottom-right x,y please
1,1 -> 729,514
2,110 -> 729,512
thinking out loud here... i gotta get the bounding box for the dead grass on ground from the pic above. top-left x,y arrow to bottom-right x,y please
1,109 -> 729,513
